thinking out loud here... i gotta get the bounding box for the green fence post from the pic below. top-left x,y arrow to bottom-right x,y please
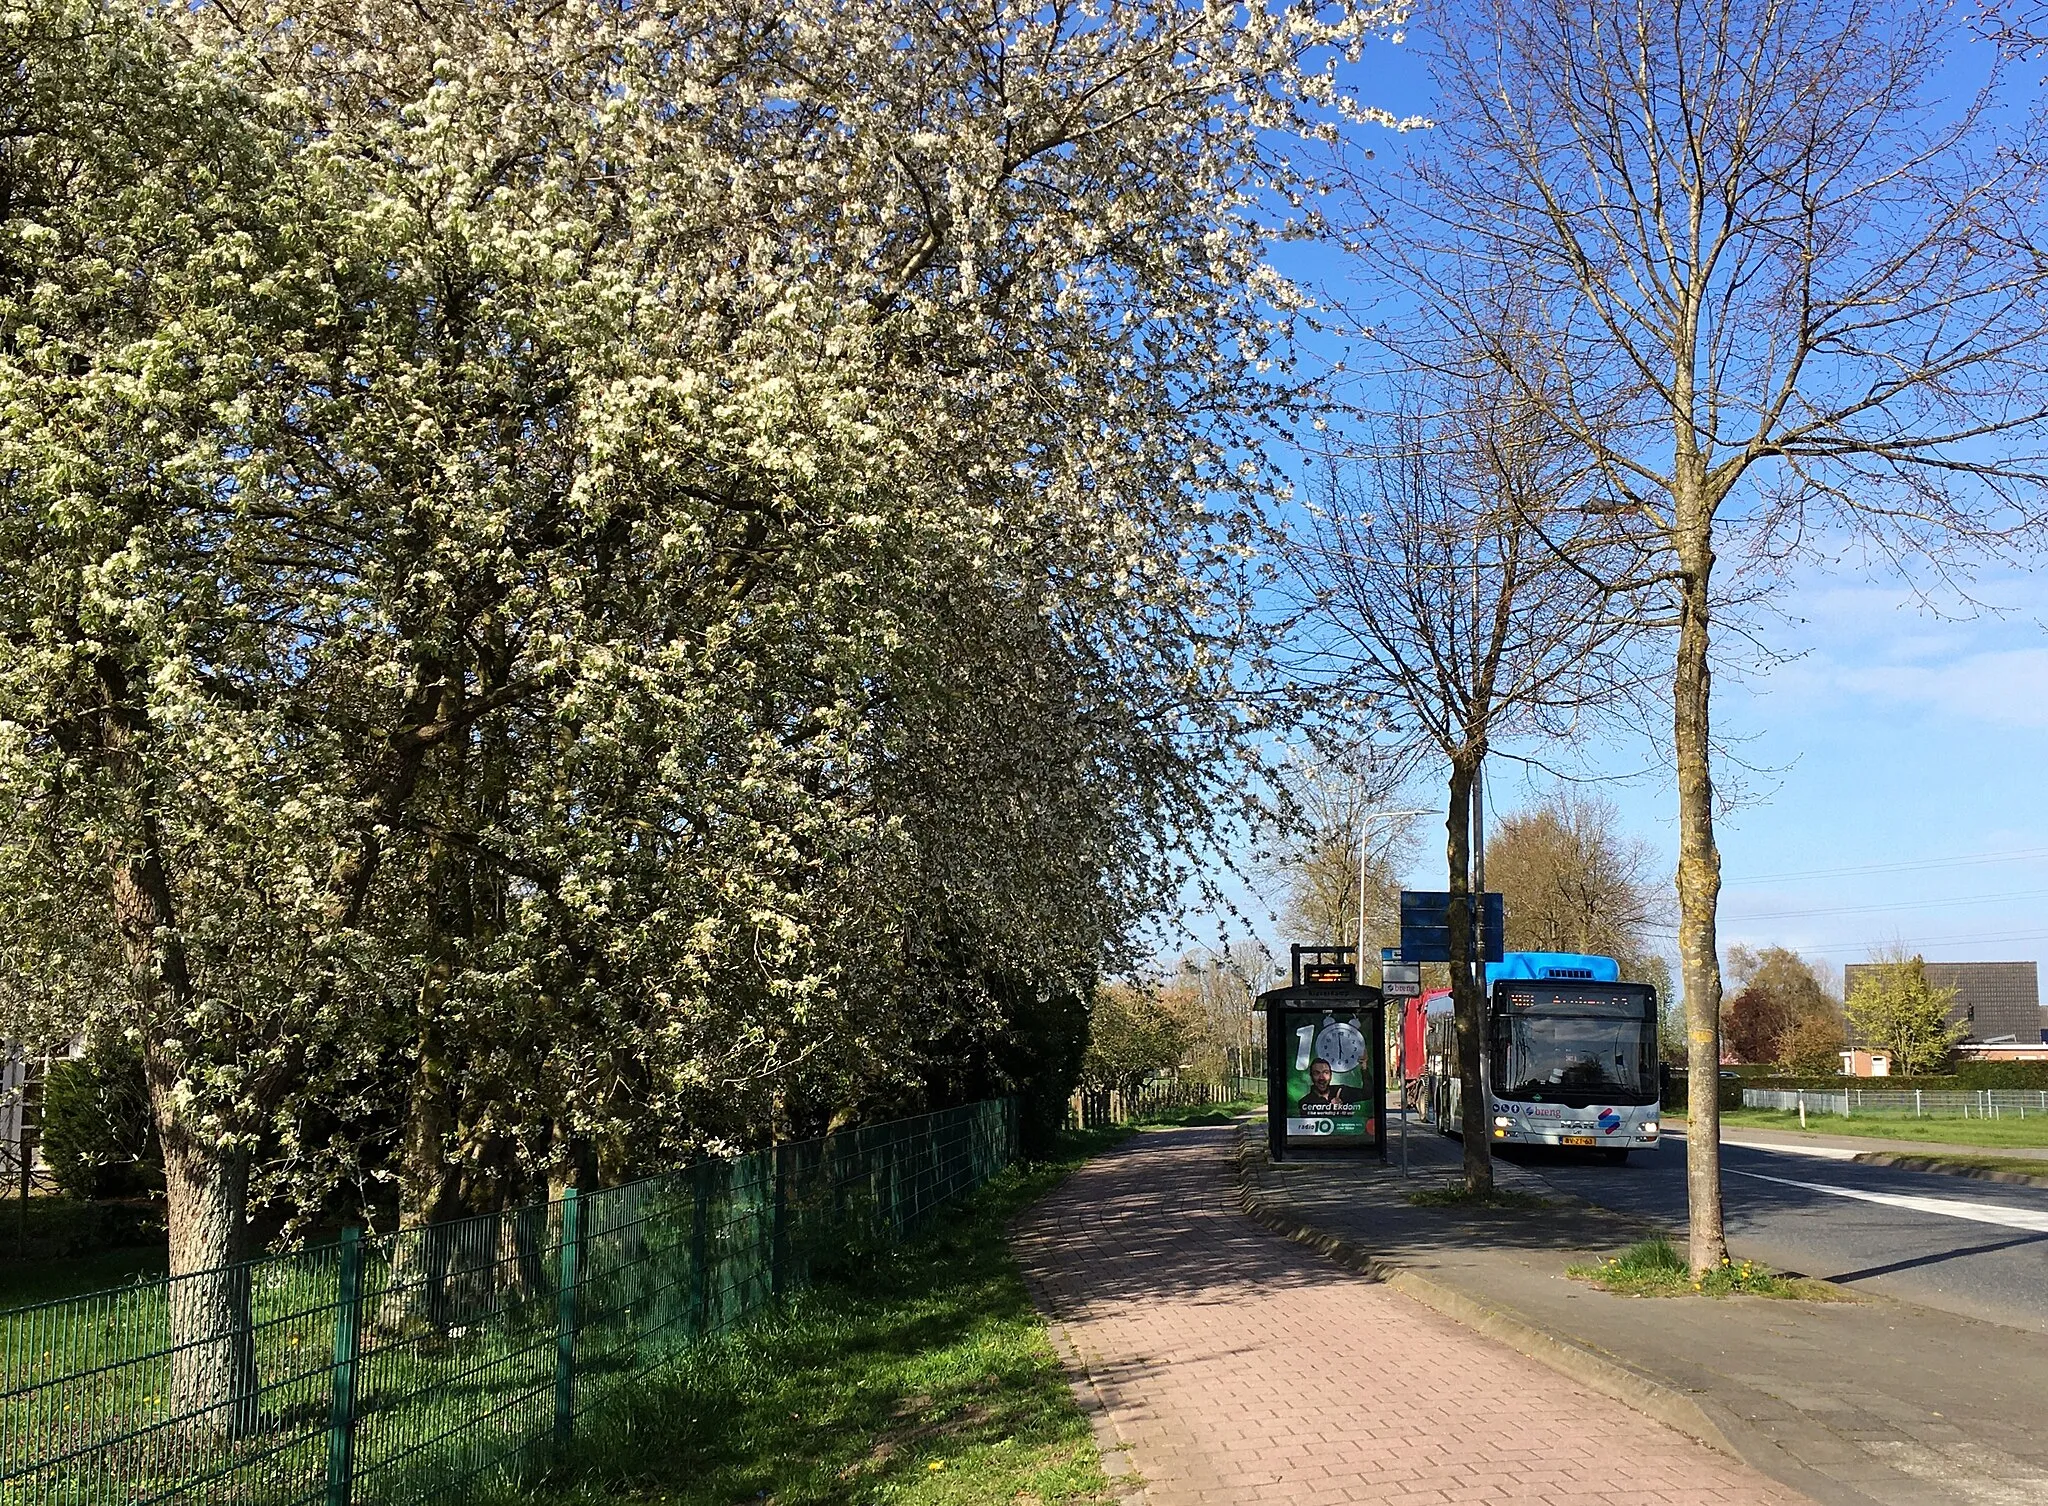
324,1227 -> 365,1506
770,1143 -> 789,1299
888,1121 -> 904,1235
554,1186 -> 582,1448
689,1162 -> 711,1336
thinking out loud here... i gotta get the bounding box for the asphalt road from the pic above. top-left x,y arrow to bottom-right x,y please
1519,1130 -> 2048,1333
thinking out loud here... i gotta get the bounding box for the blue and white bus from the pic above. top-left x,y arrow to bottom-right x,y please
1424,951 -> 1662,1164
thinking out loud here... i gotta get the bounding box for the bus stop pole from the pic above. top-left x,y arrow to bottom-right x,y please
1398,1019 -> 1408,1176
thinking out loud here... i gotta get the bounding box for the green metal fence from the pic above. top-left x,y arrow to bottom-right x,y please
0,1099 -> 1018,1505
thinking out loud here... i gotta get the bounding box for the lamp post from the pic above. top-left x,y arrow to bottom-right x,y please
1356,807 -> 1432,976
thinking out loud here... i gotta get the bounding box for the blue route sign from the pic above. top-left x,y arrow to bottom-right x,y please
1397,891 -> 1505,964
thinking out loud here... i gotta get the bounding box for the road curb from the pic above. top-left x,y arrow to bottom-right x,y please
1848,1151 -> 2048,1189
1227,1130 -> 1741,1457
1019,1266 -> 1150,1506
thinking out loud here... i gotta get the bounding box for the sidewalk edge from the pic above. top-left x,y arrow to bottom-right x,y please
1015,1245 -> 1150,1506
1229,1130 -> 1907,1506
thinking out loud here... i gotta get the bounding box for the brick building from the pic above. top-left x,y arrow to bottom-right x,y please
1842,960 -> 2041,1044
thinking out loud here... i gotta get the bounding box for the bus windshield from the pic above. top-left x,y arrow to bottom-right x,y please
1490,984 -> 1658,1106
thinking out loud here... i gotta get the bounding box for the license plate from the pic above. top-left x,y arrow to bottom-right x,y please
1560,1135 -> 1596,1147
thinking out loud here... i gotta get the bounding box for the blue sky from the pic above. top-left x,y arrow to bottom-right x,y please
1220,9 -> 2048,1000
1467,564 -> 2048,991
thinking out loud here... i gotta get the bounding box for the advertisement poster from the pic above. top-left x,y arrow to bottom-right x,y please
1284,1009 -> 1374,1139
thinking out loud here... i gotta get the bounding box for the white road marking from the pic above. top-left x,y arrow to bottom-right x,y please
1727,1168 -> 2048,1233
1722,1139 -> 1860,1161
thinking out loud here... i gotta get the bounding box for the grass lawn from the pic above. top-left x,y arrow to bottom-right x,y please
1567,1237 -> 1846,1300
1720,1108 -> 2048,1149
1131,1097 -> 1263,1129
0,1197 -> 166,1310
496,1126 -> 1133,1506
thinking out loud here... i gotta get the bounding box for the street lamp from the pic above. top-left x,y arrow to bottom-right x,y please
1357,807 -> 1433,974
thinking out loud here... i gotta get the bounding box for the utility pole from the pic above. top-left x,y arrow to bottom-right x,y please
1472,756 -> 1485,984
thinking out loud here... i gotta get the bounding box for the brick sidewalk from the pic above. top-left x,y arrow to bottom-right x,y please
1013,1127 -> 1810,1506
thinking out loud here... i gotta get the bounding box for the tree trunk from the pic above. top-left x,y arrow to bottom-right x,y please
378,1014 -> 461,1333
1446,754 -> 1492,1194
103,668 -> 261,1438
381,824 -> 468,1331
1673,514 -> 1729,1275
151,1058 -> 260,1438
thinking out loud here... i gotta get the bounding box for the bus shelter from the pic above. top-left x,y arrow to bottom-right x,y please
1255,946 -> 1387,1163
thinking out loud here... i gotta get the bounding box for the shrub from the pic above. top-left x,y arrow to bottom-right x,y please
1955,1061 -> 2048,1090
41,1042 -> 161,1200
1778,1013 -> 1849,1074
1734,1071 -> 2048,1092
1661,1069 -> 1743,1111
1740,1072 -> 1951,1091
1845,953 -> 1967,1076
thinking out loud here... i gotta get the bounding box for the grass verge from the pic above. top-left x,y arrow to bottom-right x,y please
1133,1098 -> 1263,1129
1568,1237 -> 1844,1300
494,1126 -> 1132,1506
1853,1151 -> 2048,1182
1719,1108 -> 2048,1150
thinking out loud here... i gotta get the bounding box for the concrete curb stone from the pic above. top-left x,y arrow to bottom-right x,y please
1847,1152 -> 2048,1189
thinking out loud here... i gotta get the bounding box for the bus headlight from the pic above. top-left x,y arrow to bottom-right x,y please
1494,1116 -> 1512,1129
1640,1121 -> 1659,1137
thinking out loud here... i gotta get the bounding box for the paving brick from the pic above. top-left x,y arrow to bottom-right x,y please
1014,1127 -> 1811,1506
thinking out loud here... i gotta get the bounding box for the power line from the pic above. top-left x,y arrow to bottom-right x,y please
1726,845 -> 2048,885
1659,922 -> 2048,957
1717,886 -> 2048,924
1784,927 -> 2048,958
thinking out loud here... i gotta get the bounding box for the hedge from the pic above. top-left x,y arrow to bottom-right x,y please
41,1043 -> 161,1200
1730,1061 -> 2048,1093
1662,1069 -> 1743,1112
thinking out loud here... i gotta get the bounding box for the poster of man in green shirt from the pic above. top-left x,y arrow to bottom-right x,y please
1285,1011 -> 1373,1139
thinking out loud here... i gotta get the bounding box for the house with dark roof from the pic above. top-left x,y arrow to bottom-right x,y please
1843,960 -> 2040,1044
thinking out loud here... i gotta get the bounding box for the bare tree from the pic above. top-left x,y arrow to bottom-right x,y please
1287,372 -> 1651,1193
1487,789 -> 1671,992
1263,757 -> 1417,958
1975,1 -> 2048,58
1168,944 -> 1282,1081
1373,0 -> 2048,1270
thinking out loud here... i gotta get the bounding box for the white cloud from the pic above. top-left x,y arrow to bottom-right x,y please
1728,566 -> 2048,732
1832,648 -> 2048,731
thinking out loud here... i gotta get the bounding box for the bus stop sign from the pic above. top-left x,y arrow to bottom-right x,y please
1380,961 -> 1421,999
1398,891 -> 1505,964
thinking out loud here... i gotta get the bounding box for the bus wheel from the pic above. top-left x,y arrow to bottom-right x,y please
1601,1148 -> 1630,1165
